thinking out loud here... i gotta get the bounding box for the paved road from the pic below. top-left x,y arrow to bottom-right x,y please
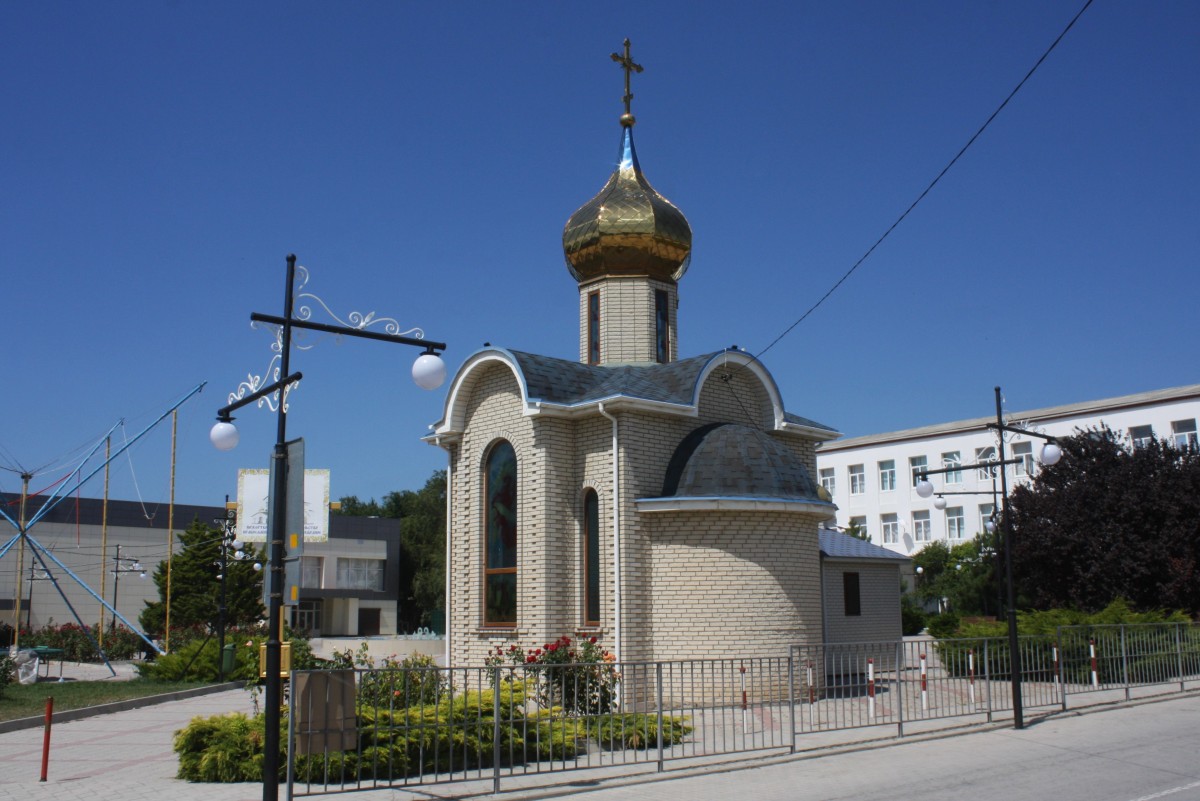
548,694 -> 1200,801
0,677 -> 1196,801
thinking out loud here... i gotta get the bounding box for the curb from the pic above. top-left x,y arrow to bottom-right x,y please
0,681 -> 246,734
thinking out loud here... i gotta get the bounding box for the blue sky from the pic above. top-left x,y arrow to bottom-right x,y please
2,1 -> 1196,511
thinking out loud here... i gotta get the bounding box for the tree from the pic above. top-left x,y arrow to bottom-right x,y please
911,537 -> 997,616
1007,427 -> 1200,614
843,520 -> 868,541
337,470 -> 447,632
139,518 -> 265,634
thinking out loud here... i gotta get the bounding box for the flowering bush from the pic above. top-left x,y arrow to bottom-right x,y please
485,635 -> 618,715
325,643 -> 447,711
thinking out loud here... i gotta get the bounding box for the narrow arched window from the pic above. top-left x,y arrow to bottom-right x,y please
484,441 -> 518,626
583,489 -> 600,626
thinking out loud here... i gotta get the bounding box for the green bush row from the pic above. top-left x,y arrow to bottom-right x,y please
933,600 -> 1197,683
138,628 -> 316,682
175,680 -> 691,783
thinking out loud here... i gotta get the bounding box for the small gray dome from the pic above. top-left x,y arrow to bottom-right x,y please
662,423 -> 819,500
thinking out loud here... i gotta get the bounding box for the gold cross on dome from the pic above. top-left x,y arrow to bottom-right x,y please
610,38 -> 643,119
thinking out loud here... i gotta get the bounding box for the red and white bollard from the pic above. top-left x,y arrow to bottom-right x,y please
920,653 -> 928,712
740,662 -> 748,734
1090,638 -> 1099,688
1052,645 -> 1060,689
867,658 -> 876,719
967,649 -> 976,705
806,661 -> 815,727
40,696 -> 53,782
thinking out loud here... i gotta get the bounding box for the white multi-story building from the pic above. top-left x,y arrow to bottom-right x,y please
816,384 -> 1200,556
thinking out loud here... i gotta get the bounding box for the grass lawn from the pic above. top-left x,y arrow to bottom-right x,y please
0,679 -> 209,723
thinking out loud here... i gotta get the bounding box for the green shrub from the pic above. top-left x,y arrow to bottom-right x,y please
901,595 -> 927,636
139,628 -> 313,682
175,712 -> 271,782
590,713 -> 692,750
925,611 -> 960,640
0,651 -> 14,696
20,621 -> 147,662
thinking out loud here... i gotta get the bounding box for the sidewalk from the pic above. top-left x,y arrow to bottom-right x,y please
0,686 -> 261,801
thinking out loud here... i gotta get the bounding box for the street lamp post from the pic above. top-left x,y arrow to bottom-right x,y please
914,386 -> 1061,730
211,254 -> 446,801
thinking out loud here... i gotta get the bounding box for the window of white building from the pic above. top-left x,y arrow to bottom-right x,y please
881,513 -> 899,544
975,446 -> 997,480
819,467 -> 836,495
1012,442 -> 1034,476
849,464 -> 866,495
848,515 -> 867,538
1129,425 -> 1154,449
909,455 -> 927,487
878,460 -> 896,492
336,557 -> 385,591
1171,419 -> 1197,449
978,503 -> 995,535
946,507 -> 965,540
300,556 -> 323,589
913,510 -> 931,543
941,452 -> 962,484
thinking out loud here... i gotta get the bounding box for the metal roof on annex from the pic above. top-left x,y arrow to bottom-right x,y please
819,529 -> 911,562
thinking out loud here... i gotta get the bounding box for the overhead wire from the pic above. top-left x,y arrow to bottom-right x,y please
749,0 -> 1095,366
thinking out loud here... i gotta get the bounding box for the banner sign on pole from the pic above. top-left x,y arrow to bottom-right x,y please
236,467 -> 331,543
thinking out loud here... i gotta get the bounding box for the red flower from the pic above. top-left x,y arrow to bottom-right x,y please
548,643 -> 558,652
526,655 -> 537,663
562,636 -> 571,646
589,636 -> 597,644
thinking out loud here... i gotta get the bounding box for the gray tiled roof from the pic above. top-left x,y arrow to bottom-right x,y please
507,350 -> 837,434
819,530 -> 910,562
663,423 -> 820,500
509,350 -> 719,407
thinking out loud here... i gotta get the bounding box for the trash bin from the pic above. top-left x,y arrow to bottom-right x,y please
221,643 -> 236,675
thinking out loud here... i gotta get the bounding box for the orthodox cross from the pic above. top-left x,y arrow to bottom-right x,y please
610,38 -> 643,119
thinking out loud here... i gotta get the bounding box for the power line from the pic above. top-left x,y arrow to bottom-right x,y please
752,0 -> 1095,364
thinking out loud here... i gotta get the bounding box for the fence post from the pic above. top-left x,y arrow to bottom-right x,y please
1120,625 -> 1130,701
983,638 -> 992,723
1176,623 -> 1185,692
656,662 -> 665,773
492,666 -> 501,795
894,640 -> 904,738
285,672 -> 296,801
1055,631 -> 1065,712
788,651 -> 797,753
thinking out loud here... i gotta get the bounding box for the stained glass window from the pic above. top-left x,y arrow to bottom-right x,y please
584,490 -> 600,625
484,440 -> 517,625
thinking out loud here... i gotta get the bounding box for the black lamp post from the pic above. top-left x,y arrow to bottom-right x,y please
915,386 -> 1062,730
210,254 -> 446,801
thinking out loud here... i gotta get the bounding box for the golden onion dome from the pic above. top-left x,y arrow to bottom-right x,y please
562,122 -> 692,284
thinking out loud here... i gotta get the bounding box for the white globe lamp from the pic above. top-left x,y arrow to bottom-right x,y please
412,351 -> 447,390
1040,442 -> 1062,466
210,421 -> 240,451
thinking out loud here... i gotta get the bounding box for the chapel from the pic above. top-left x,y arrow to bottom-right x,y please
427,42 -> 843,668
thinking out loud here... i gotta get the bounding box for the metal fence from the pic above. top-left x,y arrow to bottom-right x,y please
285,624 -> 1200,798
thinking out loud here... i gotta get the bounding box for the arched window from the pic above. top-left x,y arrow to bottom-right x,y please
583,489 -> 600,626
484,441 -> 517,625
